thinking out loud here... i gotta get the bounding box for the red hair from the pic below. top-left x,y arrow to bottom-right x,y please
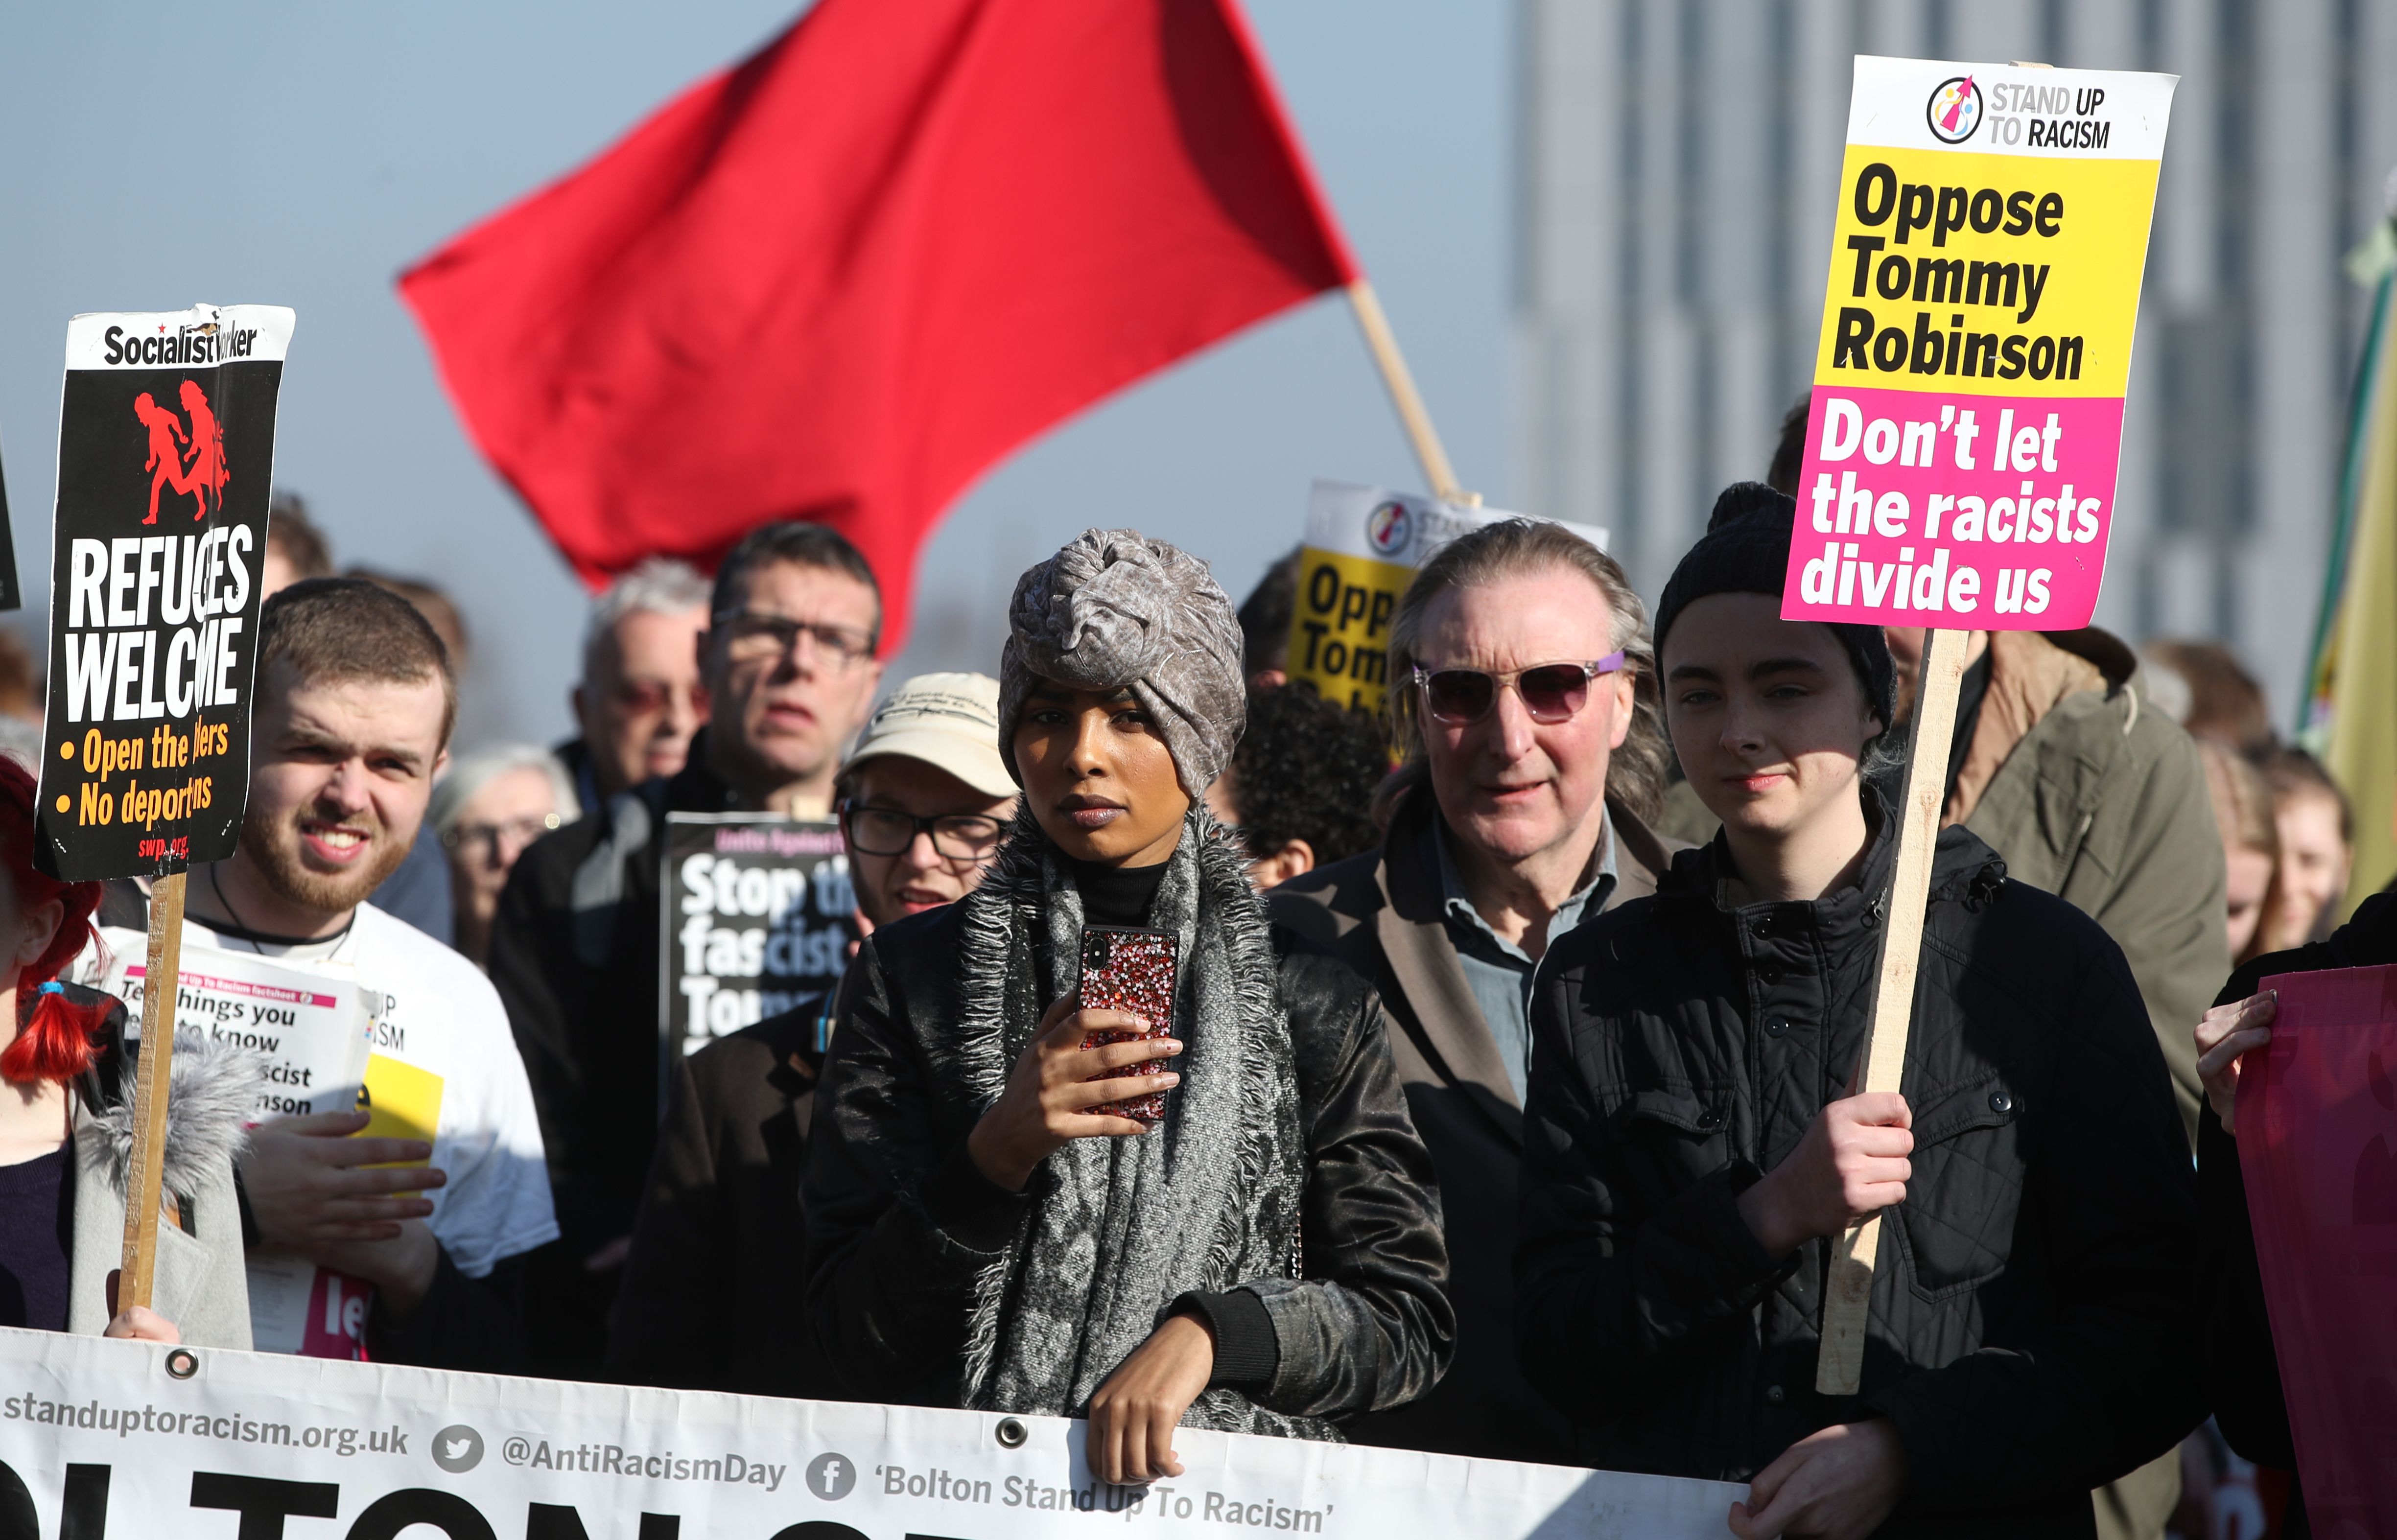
0,756 -> 109,1083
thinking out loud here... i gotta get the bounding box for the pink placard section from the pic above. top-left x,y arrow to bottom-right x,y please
2236,966 -> 2397,1529
1779,384 -> 2124,630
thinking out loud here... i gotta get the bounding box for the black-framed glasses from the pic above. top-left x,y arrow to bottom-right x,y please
714,609 -> 875,669
1410,652 -> 1626,725
840,804 -> 1005,862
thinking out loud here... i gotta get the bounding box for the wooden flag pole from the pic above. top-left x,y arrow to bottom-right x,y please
117,870 -> 188,1312
1815,626 -> 1972,1396
1345,279 -> 1466,504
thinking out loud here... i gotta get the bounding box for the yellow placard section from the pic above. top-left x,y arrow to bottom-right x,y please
1286,547 -> 1411,716
357,1051 -> 444,1198
1811,146 -> 2160,397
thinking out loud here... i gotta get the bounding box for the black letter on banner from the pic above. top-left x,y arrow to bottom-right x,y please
62,1466 -> 110,1540
526,1506 -> 591,1540
189,1473 -> 340,1540
764,1527 -> 872,1540
0,1460 -> 35,1540
344,1490 -> 495,1540
528,1508 -> 683,1540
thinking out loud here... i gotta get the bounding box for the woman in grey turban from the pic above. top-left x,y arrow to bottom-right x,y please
805,530 -> 1452,1483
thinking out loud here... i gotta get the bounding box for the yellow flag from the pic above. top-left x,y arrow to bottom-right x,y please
2304,240 -> 2397,920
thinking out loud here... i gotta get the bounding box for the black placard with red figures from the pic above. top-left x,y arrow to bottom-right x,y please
0,431 -> 23,612
34,303 -> 295,880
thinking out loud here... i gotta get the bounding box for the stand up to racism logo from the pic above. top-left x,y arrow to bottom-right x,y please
34,303 -> 295,881
1927,76 -> 1983,143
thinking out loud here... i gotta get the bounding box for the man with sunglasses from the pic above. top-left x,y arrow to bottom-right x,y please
488,520 -> 886,1379
1272,517 -> 1684,1467
604,672 -> 1015,1394
558,557 -> 711,816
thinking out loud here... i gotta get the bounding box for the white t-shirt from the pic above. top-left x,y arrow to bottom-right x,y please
99,902 -> 558,1279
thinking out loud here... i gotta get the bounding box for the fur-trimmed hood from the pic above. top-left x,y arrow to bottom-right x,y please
86,1027 -> 260,1203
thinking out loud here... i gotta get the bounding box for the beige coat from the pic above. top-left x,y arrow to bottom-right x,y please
59,1002 -> 254,1349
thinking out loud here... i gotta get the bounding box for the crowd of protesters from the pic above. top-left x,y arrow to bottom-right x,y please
0,408 -> 2365,1538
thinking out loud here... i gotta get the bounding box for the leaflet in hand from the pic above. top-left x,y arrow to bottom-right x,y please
96,934 -> 374,1121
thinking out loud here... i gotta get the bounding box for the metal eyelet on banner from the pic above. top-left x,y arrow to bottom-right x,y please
164,1348 -> 198,1380
994,1417 -> 1028,1449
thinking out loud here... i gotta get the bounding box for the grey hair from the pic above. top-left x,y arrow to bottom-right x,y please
1379,518 -> 1668,826
583,558 -> 711,677
429,744 -> 580,839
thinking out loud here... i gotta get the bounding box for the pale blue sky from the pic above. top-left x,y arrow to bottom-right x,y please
0,2 -> 1511,747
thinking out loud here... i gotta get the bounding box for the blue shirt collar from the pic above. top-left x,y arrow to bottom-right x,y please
1428,803 -> 1617,964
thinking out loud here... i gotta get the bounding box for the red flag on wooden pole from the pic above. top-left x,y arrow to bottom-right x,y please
400,0 -> 1358,650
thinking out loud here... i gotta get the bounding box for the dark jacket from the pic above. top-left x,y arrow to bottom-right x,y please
486,731 -> 743,1375
2192,894 -> 2397,1537
605,1006 -> 824,1396
1662,629 -> 2228,1147
1517,815 -> 2204,1535
802,900 -> 1453,1421
490,736 -> 740,1255
1269,791 -> 1682,1464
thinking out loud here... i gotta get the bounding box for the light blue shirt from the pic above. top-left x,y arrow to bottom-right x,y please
1429,810 -> 1618,1104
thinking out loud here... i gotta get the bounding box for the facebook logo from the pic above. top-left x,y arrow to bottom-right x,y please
806,1452 -> 855,1500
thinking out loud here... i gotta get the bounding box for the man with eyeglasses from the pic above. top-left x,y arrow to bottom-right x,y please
833,673 -> 1020,933
1271,517 -> 1685,1467
488,520 -> 886,1379
602,672 -> 1014,1395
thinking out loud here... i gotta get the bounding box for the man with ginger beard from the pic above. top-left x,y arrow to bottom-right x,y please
118,579 -> 557,1369
489,521 -> 884,1378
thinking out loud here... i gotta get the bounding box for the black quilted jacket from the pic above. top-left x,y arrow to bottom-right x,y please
802,901 -> 1455,1422
1516,813 -> 2203,1536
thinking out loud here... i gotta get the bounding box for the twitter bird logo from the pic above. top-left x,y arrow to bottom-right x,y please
432,1424 -> 485,1473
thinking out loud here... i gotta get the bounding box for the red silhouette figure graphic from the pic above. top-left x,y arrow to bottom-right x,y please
131,380 -> 228,524
178,380 -> 227,522
133,392 -> 189,526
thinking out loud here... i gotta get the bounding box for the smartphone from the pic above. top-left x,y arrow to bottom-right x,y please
1076,925 -> 1179,1125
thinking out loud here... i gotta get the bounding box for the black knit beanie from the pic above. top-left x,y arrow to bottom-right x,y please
1652,483 -> 1898,732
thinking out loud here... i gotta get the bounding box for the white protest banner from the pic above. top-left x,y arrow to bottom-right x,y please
0,1328 -> 1740,1539
1285,480 -> 1608,717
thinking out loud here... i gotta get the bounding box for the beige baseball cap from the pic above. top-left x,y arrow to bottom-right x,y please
840,672 -> 1015,798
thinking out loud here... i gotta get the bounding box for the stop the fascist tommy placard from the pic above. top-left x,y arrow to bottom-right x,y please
1783,58 -> 2174,630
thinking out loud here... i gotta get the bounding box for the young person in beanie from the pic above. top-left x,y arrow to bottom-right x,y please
805,530 -> 1451,1482
1515,485 -> 2202,1538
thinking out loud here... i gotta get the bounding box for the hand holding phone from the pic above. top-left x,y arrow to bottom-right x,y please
1076,926 -> 1179,1125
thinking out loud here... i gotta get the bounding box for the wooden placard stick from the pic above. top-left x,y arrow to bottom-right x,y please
1815,626 -> 1971,1396
116,870 -> 188,1312
1345,279 -> 1467,504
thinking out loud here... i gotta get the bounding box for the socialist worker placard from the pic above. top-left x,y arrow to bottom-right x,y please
35,303 -> 295,881
1783,59 -> 2175,630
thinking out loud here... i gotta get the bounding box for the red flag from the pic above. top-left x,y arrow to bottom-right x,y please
400,0 -> 1356,650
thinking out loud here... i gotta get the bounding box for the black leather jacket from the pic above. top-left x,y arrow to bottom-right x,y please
802,900 -> 1454,1423
1518,814 -> 2203,1535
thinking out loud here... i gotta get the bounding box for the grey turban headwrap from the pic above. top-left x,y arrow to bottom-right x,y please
998,529 -> 1246,799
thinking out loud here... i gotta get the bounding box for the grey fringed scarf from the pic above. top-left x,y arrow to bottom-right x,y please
951,802 -> 1323,1438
